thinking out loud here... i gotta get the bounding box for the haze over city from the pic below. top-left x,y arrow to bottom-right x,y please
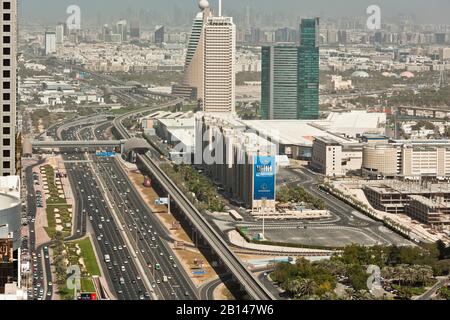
19,0 -> 450,26
2,0 -> 450,308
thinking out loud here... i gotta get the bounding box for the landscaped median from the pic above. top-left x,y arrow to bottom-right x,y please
54,235 -> 102,300
40,165 -> 73,238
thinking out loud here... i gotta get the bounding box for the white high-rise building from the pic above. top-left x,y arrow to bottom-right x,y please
45,32 -> 56,55
56,24 -> 64,45
1,0 -> 17,176
203,15 -> 236,113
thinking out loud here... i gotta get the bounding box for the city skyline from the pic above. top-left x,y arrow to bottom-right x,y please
18,0 -> 450,27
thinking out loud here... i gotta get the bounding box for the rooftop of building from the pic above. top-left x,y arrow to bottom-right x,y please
242,119 -> 355,147
365,181 -> 450,195
408,195 -> 450,209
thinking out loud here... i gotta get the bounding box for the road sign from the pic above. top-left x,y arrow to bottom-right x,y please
155,198 -> 169,205
96,151 -> 116,157
192,270 -> 206,275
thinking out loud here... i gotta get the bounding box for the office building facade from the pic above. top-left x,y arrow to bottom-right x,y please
44,32 -> 56,55
261,44 -> 299,119
363,140 -> 450,180
203,16 -> 236,113
298,18 -> 320,120
1,0 -> 17,176
154,25 -> 164,44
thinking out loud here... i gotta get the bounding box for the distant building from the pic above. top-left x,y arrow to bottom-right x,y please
311,137 -> 363,177
261,28 -> 321,120
275,27 -> 298,43
261,44 -> 300,119
203,15 -> 236,113
363,140 -> 450,180
44,32 -> 56,55
130,21 -> 140,39
331,75 -> 353,91
56,23 -> 64,45
115,20 -> 128,42
298,18 -> 320,120
154,25 -> 165,44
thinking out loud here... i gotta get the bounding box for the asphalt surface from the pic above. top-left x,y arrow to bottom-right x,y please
268,167 -> 414,247
60,124 -> 150,300
89,121 -> 198,300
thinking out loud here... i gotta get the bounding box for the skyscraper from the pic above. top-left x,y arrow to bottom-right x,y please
261,44 -> 299,120
44,32 -> 56,55
172,0 -> 212,100
1,0 -> 17,176
154,25 -> 165,44
203,15 -> 236,113
115,20 -> 128,42
130,21 -> 140,40
298,18 -> 319,120
56,23 -> 64,45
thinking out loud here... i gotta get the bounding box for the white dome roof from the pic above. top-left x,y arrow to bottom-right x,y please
351,71 -> 370,78
400,71 -> 415,78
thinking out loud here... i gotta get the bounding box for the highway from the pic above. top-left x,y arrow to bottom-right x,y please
114,109 -> 275,300
60,124 -> 150,300
84,123 -> 198,300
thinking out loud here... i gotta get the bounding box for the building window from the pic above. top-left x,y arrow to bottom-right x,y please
3,150 -> 10,158
3,70 -> 10,78
3,47 -> 10,55
3,104 -> 10,112
3,82 -> 10,89
3,59 -> 10,66
3,162 -> 11,169
3,2 -> 11,10
3,173 -> 10,177
3,14 -> 11,21
3,36 -> 10,43
3,127 -> 10,134
3,25 -> 10,33
3,116 -> 10,123
3,139 -> 10,146
3,93 -> 10,100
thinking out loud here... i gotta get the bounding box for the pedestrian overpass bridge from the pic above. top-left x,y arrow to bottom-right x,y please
29,138 -> 151,154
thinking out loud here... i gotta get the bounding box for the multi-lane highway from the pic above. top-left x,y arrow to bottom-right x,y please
87,120 -> 198,300
60,124 -> 150,300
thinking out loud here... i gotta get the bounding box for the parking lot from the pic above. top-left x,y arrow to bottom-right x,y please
249,226 -> 413,247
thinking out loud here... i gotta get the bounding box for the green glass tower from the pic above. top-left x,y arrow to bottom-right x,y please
298,18 -> 320,120
261,44 -> 299,119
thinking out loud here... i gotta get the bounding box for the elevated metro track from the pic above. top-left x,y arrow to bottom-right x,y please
113,108 -> 275,300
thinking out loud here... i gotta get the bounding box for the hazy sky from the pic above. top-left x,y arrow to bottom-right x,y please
19,0 -> 450,26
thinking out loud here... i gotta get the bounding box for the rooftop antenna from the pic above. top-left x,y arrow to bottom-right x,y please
219,0 -> 222,16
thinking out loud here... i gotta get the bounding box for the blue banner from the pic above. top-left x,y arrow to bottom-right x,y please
96,152 -> 116,157
253,156 -> 276,201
